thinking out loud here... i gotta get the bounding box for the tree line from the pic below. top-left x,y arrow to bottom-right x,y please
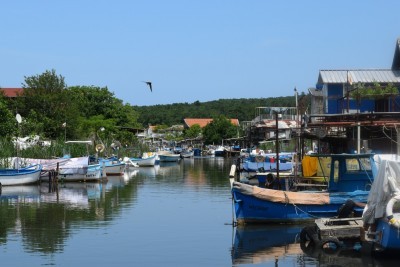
0,69 -> 309,148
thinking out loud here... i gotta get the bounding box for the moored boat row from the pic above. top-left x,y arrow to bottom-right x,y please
0,148 -> 187,185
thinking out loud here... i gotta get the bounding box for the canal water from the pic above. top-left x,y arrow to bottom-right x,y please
0,157 -> 398,266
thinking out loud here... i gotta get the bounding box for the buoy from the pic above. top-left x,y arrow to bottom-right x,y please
386,195 -> 400,228
95,144 -> 105,153
255,155 -> 264,163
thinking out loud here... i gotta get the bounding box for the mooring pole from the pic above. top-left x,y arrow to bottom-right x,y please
275,111 -> 280,179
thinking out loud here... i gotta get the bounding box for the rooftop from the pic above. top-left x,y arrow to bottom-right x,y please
184,118 -> 239,128
318,69 -> 400,84
0,88 -> 24,97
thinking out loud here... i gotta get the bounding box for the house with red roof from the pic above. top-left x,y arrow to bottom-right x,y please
183,118 -> 239,128
0,87 -> 24,97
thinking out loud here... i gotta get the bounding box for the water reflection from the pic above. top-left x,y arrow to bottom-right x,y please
231,224 -> 305,266
0,184 -> 41,202
158,162 -> 182,176
231,223 -> 400,266
136,165 -> 159,177
300,235 -> 399,266
0,171 -> 141,254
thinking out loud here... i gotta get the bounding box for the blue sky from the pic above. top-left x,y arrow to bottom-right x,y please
1,1 -> 399,106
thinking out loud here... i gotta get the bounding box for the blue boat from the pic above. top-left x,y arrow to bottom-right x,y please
362,155 -> 400,252
97,157 -> 126,175
127,153 -> 157,166
214,146 -> 226,157
231,153 -> 376,224
242,152 -> 295,172
0,164 -> 42,186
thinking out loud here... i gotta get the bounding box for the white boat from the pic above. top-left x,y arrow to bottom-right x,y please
104,162 -> 125,175
214,145 -> 226,157
58,157 -> 104,182
0,164 -> 42,186
127,153 -> 157,166
98,157 -> 126,175
180,150 -> 194,158
158,151 -> 181,162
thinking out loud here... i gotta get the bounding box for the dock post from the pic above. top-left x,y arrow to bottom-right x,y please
56,162 -> 59,183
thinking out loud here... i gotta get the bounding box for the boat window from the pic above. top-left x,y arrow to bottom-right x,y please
317,157 -> 331,177
333,160 -> 339,183
359,158 -> 372,171
345,158 -> 372,172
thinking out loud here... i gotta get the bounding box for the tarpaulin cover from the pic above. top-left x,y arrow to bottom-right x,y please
233,182 -> 330,205
18,157 -> 71,171
363,155 -> 400,225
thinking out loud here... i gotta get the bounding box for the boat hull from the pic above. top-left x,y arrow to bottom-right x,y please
232,182 -> 368,224
58,164 -> 103,182
129,155 -> 157,166
0,165 -> 42,186
104,163 -> 125,175
374,215 -> 400,251
159,154 -> 181,162
180,151 -> 194,158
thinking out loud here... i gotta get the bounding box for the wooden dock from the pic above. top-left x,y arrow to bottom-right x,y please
315,217 -> 364,242
300,217 -> 365,253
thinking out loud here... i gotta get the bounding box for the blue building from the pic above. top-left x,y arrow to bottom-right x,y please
305,39 -> 400,154
312,39 -> 400,115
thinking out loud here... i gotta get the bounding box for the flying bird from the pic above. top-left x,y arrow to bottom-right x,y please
142,81 -> 152,92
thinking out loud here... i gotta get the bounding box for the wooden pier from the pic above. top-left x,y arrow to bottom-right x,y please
300,217 -> 365,253
316,217 -> 364,242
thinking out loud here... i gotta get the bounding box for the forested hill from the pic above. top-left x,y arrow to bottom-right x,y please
134,96 -> 304,126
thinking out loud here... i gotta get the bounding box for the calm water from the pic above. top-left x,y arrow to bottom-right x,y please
0,157 -> 398,266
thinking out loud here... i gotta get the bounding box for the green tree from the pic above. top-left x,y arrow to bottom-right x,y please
202,115 -> 237,145
0,95 -> 16,136
67,86 -> 141,144
183,124 -> 202,139
19,69 -> 73,138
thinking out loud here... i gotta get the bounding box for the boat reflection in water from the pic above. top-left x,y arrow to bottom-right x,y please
231,223 -> 399,266
106,169 -> 138,191
158,162 -> 180,175
124,168 -> 139,180
0,185 -> 41,202
136,165 -> 160,177
40,182 -> 102,208
231,224 -> 304,266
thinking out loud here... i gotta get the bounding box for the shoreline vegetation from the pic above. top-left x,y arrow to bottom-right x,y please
0,70 -> 309,163
0,137 -> 147,169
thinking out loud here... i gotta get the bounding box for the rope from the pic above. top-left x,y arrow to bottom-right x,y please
291,202 -> 322,219
383,125 -> 399,145
283,191 -> 290,205
358,156 -> 374,184
282,191 -> 322,218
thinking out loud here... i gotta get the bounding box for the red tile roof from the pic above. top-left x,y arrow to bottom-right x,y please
184,118 -> 239,128
0,88 -> 24,97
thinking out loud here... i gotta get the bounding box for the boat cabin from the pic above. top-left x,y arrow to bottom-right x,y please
313,153 -> 375,192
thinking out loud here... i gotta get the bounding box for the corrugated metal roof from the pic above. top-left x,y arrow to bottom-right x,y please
308,88 -> 323,97
318,69 -> 400,84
